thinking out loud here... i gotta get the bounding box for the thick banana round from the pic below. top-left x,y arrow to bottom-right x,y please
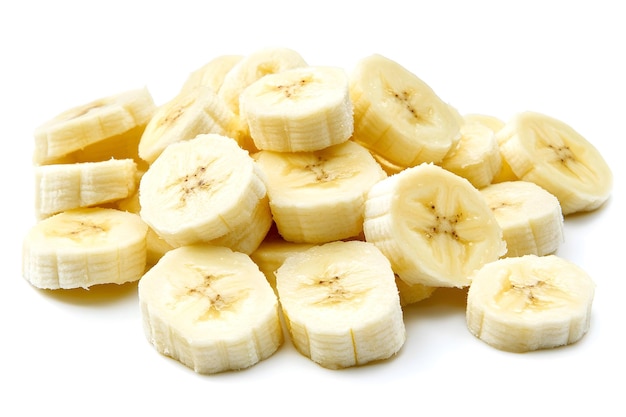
466,254 -> 595,352
254,140 -> 387,243
240,66 -> 353,152
364,163 -> 506,288
139,133 -> 270,248
480,180 -> 564,257
22,207 -> 148,289
350,54 -> 461,167
33,87 -> 156,165
497,111 -> 613,214
138,244 -> 283,374
275,240 -> 405,369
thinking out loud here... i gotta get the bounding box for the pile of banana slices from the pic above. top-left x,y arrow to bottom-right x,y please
22,47 -> 612,373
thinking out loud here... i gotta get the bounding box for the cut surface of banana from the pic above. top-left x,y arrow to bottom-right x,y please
349,54 -> 461,168
139,133 -> 270,248
34,87 -> 156,165
240,66 -> 353,152
364,163 -> 506,288
34,158 -> 137,219
138,244 -> 283,374
254,140 -> 387,243
275,240 -> 405,369
496,111 -> 612,215
22,207 -> 148,289
138,86 -> 239,164
480,181 -> 564,257
466,254 -> 595,352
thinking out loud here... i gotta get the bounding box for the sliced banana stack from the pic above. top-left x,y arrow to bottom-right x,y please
139,133 -> 271,250
275,240 -> 405,369
254,140 -> 387,243
349,54 -> 461,168
179,54 -> 244,95
466,254 -> 596,352
480,181 -> 564,257
240,66 -> 353,152
496,111 -> 613,214
138,244 -> 283,374
363,163 -> 506,288
22,207 -> 148,289
138,86 -> 239,164
33,87 -> 156,165
34,158 -> 137,219
439,120 -> 502,189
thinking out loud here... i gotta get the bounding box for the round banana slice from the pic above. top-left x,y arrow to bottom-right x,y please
275,240 -> 405,369
22,207 -> 148,289
240,66 -> 354,152
466,254 -> 595,352
363,163 -> 506,288
254,140 -> 387,243
480,180 -> 564,257
138,244 -> 283,374
496,111 -> 613,215
34,87 -> 156,165
138,86 -> 239,164
439,121 -> 502,189
139,133 -> 270,248
349,54 -> 461,168
34,158 -> 138,219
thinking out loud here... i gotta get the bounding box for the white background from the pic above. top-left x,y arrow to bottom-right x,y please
2,1 -> 624,415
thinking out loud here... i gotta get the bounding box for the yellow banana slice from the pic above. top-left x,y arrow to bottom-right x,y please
466,254 -> 595,352
363,163 -> 506,287
138,86 -> 239,164
138,244 -> 283,374
349,54 -> 461,167
480,180 -> 564,257
22,207 -> 148,289
254,140 -> 387,243
33,87 -> 156,165
34,158 -> 137,219
139,133 -> 271,248
275,240 -> 405,369
240,66 -> 353,152
497,111 -> 613,214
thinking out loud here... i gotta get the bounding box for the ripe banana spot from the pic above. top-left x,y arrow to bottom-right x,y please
423,204 -> 463,241
183,266 -> 244,321
310,275 -> 354,305
548,144 -> 576,165
167,165 -> 218,206
391,89 -> 426,123
159,102 -> 191,127
276,78 -> 308,98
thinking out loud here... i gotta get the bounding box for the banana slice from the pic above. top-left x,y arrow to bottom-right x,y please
139,133 -> 270,248
34,158 -> 137,219
496,111 -> 613,214
275,240 -> 405,369
462,114 -> 520,185
239,66 -> 353,152
254,140 -> 387,243
22,207 -> 148,289
363,163 -> 506,288
34,87 -> 156,165
138,86 -> 239,164
217,47 -> 308,116
466,254 -> 595,352
138,244 -> 283,374
179,54 -> 244,95
349,54 -> 461,168
480,181 -> 564,257
439,120 -> 502,189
